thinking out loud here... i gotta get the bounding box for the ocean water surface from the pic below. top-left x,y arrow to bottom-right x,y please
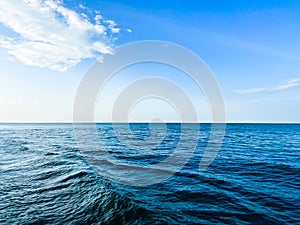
0,123 -> 299,224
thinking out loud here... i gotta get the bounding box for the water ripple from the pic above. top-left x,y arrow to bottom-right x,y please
0,123 -> 299,224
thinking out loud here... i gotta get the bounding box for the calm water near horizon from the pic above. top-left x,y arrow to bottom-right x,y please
0,123 -> 299,224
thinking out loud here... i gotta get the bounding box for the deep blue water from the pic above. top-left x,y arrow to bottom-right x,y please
0,123 -> 299,224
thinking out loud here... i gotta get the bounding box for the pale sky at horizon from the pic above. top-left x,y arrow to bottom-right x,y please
0,0 -> 300,123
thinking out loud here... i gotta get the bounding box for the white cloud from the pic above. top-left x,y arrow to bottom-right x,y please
235,78 -> 300,94
234,87 -> 267,94
0,100 -> 39,105
273,78 -> 300,91
79,3 -> 88,10
0,0 -> 120,71
104,19 -> 121,33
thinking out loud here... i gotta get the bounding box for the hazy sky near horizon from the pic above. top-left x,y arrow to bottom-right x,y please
0,0 -> 300,122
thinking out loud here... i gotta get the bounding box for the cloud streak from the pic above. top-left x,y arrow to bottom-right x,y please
0,0 -> 120,71
235,78 -> 300,94
234,87 -> 267,94
273,78 -> 300,91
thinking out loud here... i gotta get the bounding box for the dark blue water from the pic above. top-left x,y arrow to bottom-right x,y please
0,123 -> 299,224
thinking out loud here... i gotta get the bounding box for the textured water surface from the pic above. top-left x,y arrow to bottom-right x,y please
0,123 -> 299,224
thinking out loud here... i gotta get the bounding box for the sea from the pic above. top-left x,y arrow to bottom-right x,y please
0,123 -> 299,224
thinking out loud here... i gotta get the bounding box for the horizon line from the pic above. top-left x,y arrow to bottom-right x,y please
0,122 -> 300,124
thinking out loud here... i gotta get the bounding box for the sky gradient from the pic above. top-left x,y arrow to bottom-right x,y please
0,0 -> 300,122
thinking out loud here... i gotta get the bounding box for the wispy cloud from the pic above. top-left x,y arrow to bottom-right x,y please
235,78 -> 300,94
0,100 -> 39,105
273,78 -> 300,91
234,88 -> 267,94
0,0 -> 121,71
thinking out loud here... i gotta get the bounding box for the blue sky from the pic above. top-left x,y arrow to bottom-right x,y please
0,0 -> 300,122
